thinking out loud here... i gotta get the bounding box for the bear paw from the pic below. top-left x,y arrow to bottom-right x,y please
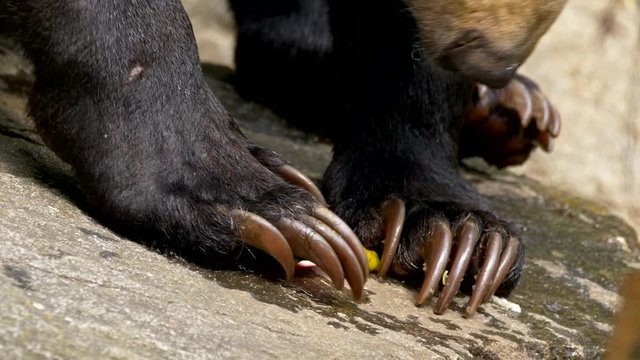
322,150 -> 524,315
372,198 -> 523,316
460,74 -> 561,167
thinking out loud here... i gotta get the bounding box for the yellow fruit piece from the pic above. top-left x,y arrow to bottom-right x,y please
364,247 -> 380,272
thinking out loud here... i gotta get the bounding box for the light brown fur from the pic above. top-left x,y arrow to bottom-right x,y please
405,0 -> 568,86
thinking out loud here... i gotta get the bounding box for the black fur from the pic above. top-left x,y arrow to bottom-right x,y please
1,0 -> 524,294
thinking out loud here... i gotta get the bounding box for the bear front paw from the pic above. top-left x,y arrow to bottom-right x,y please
322,150 -> 524,315
371,198 -> 523,316
461,74 -> 561,167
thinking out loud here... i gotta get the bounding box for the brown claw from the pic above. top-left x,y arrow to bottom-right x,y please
303,216 -> 365,300
484,236 -> 521,302
232,210 -> 296,281
531,90 -> 551,132
378,197 -> 406,277
314,206 -> 369,280
434,220 -> 480,315
549,105 -> 561,137
277,164 -> 328,206
275,218 -> 345,289
416,222 -> 453,306
536,132 -> 555,153
465,232 -> 503,317
498,79 -> 533,128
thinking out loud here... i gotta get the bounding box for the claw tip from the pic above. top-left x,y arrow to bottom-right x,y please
464,306 -> 478,318
433,306 -> 447,316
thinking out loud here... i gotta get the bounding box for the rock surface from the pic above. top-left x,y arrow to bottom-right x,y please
1,44 -> 639,359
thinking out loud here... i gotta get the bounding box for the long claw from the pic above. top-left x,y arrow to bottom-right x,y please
232,210 -> 296,281
415,222 -> 453,306
549,105 -> 561,137
536,132 -> 555,153
484,237 -> 520,302
314,207 -> 369,280
434,220 -> 480,315
275,218 -> 345,289
378,197 -> 405,277
277,164 -> 328,206
465,232 -> 503,317
303,216 -> 365,300
531,90 -> 550,131
498,79 -> 533,128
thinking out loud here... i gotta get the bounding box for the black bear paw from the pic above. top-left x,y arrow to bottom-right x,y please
325,181 -> 524,315
460,74 -> 561,168
373,198 -> 523,316
91,140 -> 367,300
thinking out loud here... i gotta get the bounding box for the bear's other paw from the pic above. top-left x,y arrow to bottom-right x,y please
461,74 -> 561,167
374,199 -> 523,317
323,149 -> 524,315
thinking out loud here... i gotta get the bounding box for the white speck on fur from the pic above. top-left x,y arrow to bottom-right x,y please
127,65 -> 144,82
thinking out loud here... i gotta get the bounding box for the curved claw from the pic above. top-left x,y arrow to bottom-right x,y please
465,232 -> 503,317
434,220 -> 480,315
276,218 -> 345,289
533,97 -> 555,153
303,216 -> 365,300
484,236 -> 521,302
313,207 -> 369,280
536,132 -> 555,153
277,164 -> 328,206
232,210 -> 296,281
378,197 -> 406,277
416,222 -> 453,306
549,105 -> 561,137
498,79 -> 533,128
531,90 -> 550,132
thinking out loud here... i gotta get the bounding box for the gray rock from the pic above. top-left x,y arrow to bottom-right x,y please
1,45 -> 638,360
